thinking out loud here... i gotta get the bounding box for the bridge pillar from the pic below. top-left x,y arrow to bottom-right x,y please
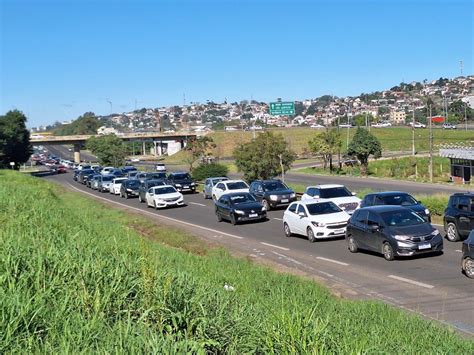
73,144 -> 81,163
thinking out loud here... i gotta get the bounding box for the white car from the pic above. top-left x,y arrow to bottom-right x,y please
310,124 -> 325,129
408,121 -> 426,128
442,123 -> 456,129
101,166 -> 115,175
283,200 -> 350,242
145,185 -> 184,209
211,179 -> 249,201
156,163 -> 167,172
110,177 -> 128,195
301,184 -> 361,215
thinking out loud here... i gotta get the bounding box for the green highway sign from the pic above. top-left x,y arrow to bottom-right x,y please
269,101 -> 295,116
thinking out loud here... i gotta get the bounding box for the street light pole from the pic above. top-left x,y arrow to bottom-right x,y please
412,104 -> 416,156
429,104 -> 433,183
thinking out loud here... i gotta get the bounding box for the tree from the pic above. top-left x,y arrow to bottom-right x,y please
308,129 -> 341,171
294,101 -> 305,116
0,110 -> 32,169
86,134 -> 127,166
347,127 -> 382,176
184,136 -> 216,172
233,131 -> 296,180
54,112 -> 101,135
353,113 -> 374,127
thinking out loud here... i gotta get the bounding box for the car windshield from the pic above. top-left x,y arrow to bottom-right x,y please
381,210 -> 425,227
127,180 -> 140,187
155,187 -> 177,194
306,202 -> 342,215
320,187 -> 352,198
380,194 -> 417,206
102,176 -> 113,181
229,193 -> 256,205
227,181 -> 248,190
172,173 -> 191,179
263,181 -> 288,191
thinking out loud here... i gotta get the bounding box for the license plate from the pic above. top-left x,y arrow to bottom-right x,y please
419,243 -> 431,250
249,213 -> 258,218
281,199 -> 289,203
334,229 -> 344,234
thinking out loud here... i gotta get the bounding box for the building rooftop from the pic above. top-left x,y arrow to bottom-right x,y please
440,147 -> 474,160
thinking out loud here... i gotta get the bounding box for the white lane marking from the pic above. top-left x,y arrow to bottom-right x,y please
388,275 -> 434,289
273,218 -> 283,221
316,257 -> 349,266
260,242 -> 290,251
189,202 -> 207,207
455,250 -> 462,253
67,183 -> 244,240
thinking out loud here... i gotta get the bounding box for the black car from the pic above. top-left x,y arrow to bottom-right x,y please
444,193 -> 474,242
147,172 -> 167,180
127,171 -> 139,179
361,191 -> 431,222
346,206 -> 443,261
136,172 -> 150,183
167,172 -> 196,193
462,230 -> 474,278
215,192 -> 266,225
120,179 -> 140,198
249,179 -> 296,210
109,168 -> 125,178
121,165 -> 137,174
88,174 -> 102,189
138,179 -> 166,203
77,169 -> 95,184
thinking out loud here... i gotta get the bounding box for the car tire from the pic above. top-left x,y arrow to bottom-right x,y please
262,199 -> 270,211
283,223 -> 292,238
216,210 -> 223,222
463,257 -> 474,279
382,242 -> 395,261
230,213 -> 237,225
307,227 -> 316,243
348,235 -> 358,253
446,222 -> 460,242
124,193 -> 129,199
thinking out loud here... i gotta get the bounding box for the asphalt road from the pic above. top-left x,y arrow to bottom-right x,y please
44,172 -> 474,336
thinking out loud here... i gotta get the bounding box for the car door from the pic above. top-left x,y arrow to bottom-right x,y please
361,194 -> 375,208
366,211 -> 384,252
218,196 -> 231,219
253,182 -> 264,202
457,196 -> 472,234
146,188 -> 154,206
295,204 -> 308,234
204,179 -> 211,196
351,210 -> 369,249
284,203 -> 298,232
215,183 -> 226,200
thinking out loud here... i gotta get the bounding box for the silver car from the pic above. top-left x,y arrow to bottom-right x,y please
203,177 -> 228,199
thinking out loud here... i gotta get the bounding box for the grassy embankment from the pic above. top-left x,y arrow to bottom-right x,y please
1,171 -> 473,352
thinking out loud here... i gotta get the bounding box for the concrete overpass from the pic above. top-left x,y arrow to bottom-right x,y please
31,132 -> 197,163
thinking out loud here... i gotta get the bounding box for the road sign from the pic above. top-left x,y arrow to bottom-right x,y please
269,102 -> 295,116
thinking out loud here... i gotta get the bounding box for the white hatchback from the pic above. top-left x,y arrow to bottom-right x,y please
145,185 -> 184,209
211,180 -> 249,201
301,184 -> 361,215
110,177 -> 128,195
283,200 -> 350,242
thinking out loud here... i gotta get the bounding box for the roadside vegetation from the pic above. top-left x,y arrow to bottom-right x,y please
1,170 -> 472,353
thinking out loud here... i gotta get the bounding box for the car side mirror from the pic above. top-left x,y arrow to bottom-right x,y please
298,212 -> 306,218
352,192 -> 357,196
313,195 -> 320,199
369,224 -> 379,231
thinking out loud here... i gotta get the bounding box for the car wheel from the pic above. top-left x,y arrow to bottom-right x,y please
124,193 -> 129,199
383,243 -> 395,261
283,223 -> 292,237
230,213 -> 237,225
216,210 -> 223,222
348,235 -> 358,253
463,257 -> 474,279
307,227 -> 316,243
262,199 -> 270,211
446,222 -> 460,242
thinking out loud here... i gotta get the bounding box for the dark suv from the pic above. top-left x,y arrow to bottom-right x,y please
444,193 -> 474,242
138,179 -> 166,203
361,191 -> 431,222
346,206 -> 443,260
167,172 -> 196,193
249,180 -> 296,211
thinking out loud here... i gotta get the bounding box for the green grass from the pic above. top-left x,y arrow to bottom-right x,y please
1,170 -> 472,353
209,127 -> 474,158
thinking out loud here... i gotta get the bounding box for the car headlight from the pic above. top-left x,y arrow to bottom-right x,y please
261,206 -> 266,212
394,235 -> 410,241
431,230 -> 440,236
175,183 -> 182,187
191,182 -> 195,186
424,208 -> 430,215
234,210 -> 245,215
311,221 -> 325,227
269,195 -> 278,201
127,188 -> 132,192
290,193 -> 296,198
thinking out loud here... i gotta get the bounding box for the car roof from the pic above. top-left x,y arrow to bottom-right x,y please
222,179 -> 247,184
451,192 -> 474,197
358,205 -> 409,212
367,191 -> 411,197
306,184 -> 344,189
296,199 -> 333,205
222,192 -> 252,197
153,184 -> 175,189
209,176 -> 228,180
253,179 -> 282,183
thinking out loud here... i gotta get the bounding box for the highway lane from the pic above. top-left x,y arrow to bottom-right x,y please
45,172 -> 474,336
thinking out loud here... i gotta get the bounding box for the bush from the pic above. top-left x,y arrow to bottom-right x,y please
416,194 -> 449,217
191,163 -> 229,181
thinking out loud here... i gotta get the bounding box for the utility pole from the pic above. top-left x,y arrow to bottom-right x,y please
412,104 -> 416,156
465,105 -> 468,131
429,104 -> 433,183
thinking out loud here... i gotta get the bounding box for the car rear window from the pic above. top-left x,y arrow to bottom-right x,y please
227,182 -> 248,190
320,187 -> 352,198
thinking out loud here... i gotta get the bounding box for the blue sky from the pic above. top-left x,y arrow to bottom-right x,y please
1,0 -> 472,127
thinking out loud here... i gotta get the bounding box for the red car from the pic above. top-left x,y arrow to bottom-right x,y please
49,164 -> 67,174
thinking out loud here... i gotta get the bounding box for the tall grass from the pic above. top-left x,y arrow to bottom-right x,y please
1,170 -> 472,353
